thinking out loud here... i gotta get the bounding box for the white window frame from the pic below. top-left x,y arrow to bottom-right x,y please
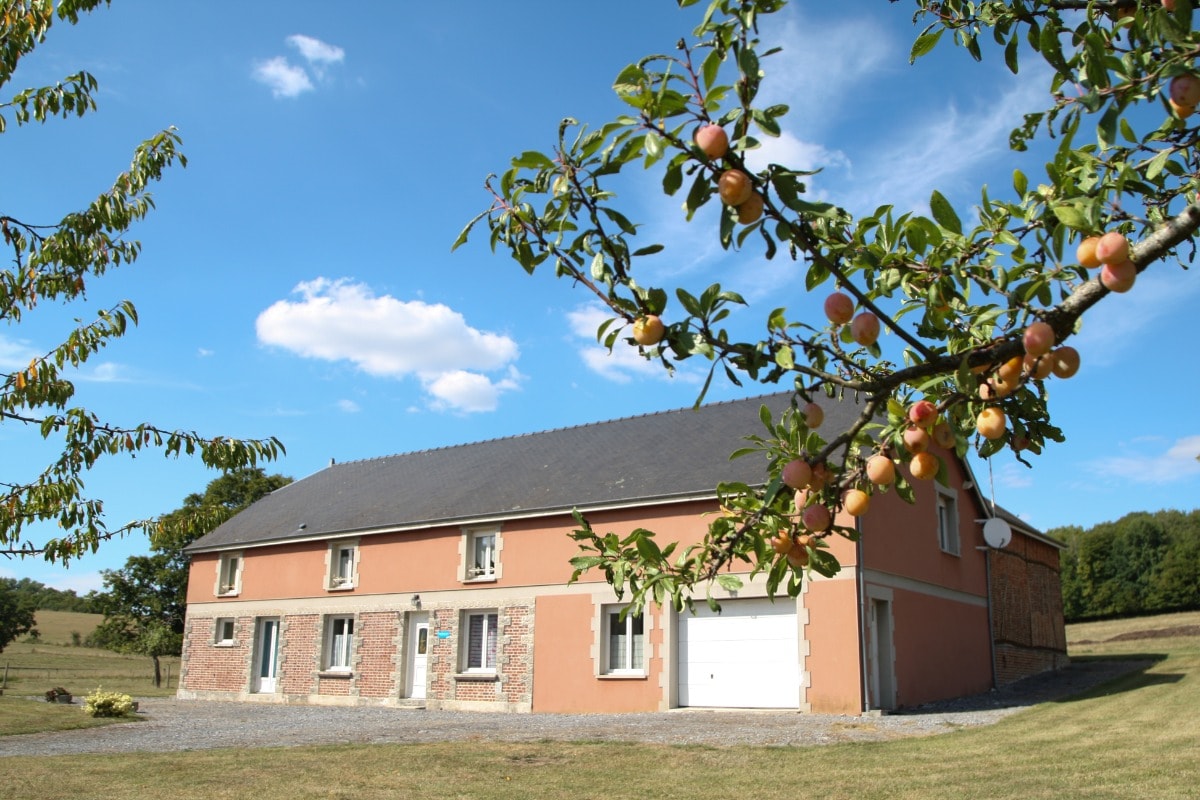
936,486 -> 961,556
326,540 -> 359,591
603,606 -> 646,675
215,552 -> 243,597
461,528 -> 501,582
460,610 -> 499,673
324,615 -> 356,672
213,618 -> 237,646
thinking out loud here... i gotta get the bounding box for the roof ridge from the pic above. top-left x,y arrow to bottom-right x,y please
328,391 -> 791,468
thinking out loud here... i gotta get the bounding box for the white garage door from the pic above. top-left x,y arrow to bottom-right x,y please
678,597 -> 801,708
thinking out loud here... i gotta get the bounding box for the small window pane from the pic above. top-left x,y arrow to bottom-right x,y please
466,612 -> 498,670
607,611 -> 644,672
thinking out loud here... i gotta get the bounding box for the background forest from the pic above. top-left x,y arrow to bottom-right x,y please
1052,509 -> 1200,622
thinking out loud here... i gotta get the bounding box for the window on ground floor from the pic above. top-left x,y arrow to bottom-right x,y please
324,615 -> 355,672
604,606 -> 645,674
461,610 -> 498,672
213,617 -> 236,646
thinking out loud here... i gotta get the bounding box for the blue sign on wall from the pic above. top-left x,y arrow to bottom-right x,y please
436,630 -> 451,639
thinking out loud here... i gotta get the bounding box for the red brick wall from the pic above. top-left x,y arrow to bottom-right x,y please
356,611 -> 400,698
280,614 -> 319,696
990,534 -> 1069,685
180,617 -> 251,692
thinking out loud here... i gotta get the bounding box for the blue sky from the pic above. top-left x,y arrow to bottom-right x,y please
4,0 -> 1199,594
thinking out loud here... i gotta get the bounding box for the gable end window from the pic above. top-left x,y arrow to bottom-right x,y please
215,552 -> 243,597
326,541 -> 359,591
936,487 -> 961,556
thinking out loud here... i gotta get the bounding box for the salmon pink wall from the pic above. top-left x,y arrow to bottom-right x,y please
860,450 -> 986,596
531,594 -> 664,712
188,500 -> 721,603
889,587 -> 992,707
803,578 -> 863,714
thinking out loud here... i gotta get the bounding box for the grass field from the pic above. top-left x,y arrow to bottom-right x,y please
1,612 -> 1196,799
1,611 -> 180,698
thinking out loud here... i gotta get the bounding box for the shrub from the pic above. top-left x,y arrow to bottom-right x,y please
82,688 -> 135,718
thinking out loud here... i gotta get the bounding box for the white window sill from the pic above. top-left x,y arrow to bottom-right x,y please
462,576 -> 497,585
454,672 -> 499,682
216,592 -> 240,598
598,673 -> 647,680
317,670 -> 353,679
326,584 -> 357,592
213,641 -> 238,648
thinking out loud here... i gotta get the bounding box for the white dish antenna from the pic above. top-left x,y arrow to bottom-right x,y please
983,517 -> 1012,549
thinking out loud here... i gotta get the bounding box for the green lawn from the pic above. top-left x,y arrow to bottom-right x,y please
0,613 -> 1196,799
0,695 -> 136,737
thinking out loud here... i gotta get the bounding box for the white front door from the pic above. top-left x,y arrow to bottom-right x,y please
407,613 -> 429,699
254,618 -> 280,693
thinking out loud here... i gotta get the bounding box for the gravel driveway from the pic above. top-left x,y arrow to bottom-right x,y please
0,659 -> 1144,757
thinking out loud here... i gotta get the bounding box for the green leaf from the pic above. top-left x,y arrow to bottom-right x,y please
1013,169 -> 1028,197
511,151 -> 554,169
1051,204 -> 1090,232
929,191 -> 961,234
716,574 -> 743,592
1145,149 -> 1172,181
909,28 -> 943,63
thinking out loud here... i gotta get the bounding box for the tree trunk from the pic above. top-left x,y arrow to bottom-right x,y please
152,654 -> 162,688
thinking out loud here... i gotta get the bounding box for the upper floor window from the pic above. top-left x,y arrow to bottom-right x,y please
327,540 -> 359,590
936,487 -> 961,556
462,528 -> 500,582
216,552 -> 243,597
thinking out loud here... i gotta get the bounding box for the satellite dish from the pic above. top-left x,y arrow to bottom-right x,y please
983,517 -> 1012,549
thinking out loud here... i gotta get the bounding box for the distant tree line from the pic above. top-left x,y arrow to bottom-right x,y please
1051,509 -> 1200,622
0,577 -> 101,614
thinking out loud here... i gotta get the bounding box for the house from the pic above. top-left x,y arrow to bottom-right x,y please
177,392 -> 1068,714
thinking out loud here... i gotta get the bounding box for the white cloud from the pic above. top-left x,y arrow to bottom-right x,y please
254,35 -> 344,98
1084,435 -> 1200,484
336,399 -> 360,413
566,304 -> 699,385
759,11 -> 897,126
256,278 -> 520,414
286,34 -> 345,68
86,362 -> 130,383
0,334 -> 38,370
252,55 -> 313,98
425,367 -> 521,414
834,71 -> 1050,217
197,348 -> 214,358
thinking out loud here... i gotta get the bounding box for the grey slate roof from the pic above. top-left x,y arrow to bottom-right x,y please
184,391 -> 1050,553
186,392 -> 848,553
